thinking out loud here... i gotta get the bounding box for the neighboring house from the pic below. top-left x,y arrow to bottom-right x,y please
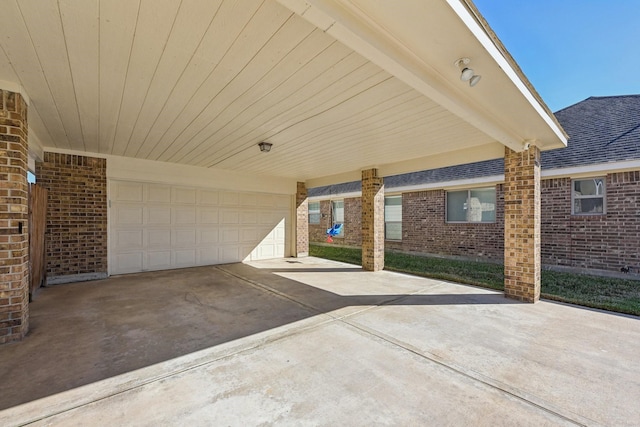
309,95 -> 640,275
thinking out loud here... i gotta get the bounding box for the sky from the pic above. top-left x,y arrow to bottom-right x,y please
472,0 -> 640,112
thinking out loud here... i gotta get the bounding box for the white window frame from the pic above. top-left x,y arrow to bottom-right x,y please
445,187 -> 496,223
384,195 -> 402,241
308,201 -> 321,224
572,177 -> 606,215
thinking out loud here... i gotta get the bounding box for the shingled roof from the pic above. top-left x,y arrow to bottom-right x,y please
309,95 -> 640,197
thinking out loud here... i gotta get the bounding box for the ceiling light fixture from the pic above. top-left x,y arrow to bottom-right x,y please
454,57 -> 482,87
258,141 -> 273,152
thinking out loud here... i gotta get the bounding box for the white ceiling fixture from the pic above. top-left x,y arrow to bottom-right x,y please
454,58 -> 482,87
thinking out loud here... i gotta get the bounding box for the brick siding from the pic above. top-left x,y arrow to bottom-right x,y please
0,90 -> 29,343
309,198 -> 362,246
36,153 -> 107,279
295,182 -> 309,256
542,172 -> 640,272
310,170 -> 640,275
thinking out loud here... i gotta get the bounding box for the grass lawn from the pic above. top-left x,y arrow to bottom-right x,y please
309,244 -> 640,316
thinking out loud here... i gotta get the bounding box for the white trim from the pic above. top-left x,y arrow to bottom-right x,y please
309,191 -> 361,201
390,175 -> 503,194
542,160 -> 640,179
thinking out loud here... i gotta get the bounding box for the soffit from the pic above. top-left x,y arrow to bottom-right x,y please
0,0 -> 565,184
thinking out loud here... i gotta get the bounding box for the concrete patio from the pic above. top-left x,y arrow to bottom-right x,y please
0,257 -> 638,426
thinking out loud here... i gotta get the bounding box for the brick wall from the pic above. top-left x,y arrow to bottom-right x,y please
542,172 -> 640,272
295,182 -> 309,257
0,90 -> 29,343
36,153 -> 107,280
343,197 -> 362,246
361,169 -> 384,271
309,197 -> 362,246
397,187 -> 505,261
309,170 -> 640,275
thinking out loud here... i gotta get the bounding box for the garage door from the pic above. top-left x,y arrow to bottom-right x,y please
109,180 -> 290,275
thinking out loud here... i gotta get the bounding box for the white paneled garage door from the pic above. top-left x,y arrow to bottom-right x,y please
109,180 -> 290,275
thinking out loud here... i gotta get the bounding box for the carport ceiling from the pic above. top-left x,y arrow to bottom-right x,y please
0,0 -> 566,182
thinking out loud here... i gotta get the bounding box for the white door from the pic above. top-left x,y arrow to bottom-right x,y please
109,180 -> 290,275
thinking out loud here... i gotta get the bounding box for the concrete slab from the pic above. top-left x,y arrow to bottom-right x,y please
0,257 -> 638,426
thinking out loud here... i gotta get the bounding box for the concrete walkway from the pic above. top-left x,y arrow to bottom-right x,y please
0,257 -> 638,426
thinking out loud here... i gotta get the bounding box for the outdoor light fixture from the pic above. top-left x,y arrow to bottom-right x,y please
455,57 -> 482,87
258,141 -> 273,152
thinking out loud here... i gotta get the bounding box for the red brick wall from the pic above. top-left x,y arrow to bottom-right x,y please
0,90 -> 29,343
309,172 -> 640,274
542,172 -> 640,272
36,153 -> 107,279
309,198 -> 362,245
343,197 -> 362,246
398,187 -> 504,261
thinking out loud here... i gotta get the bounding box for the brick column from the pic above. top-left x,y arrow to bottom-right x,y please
0,89 -> 29,343
295,182 -> 309,257
504,146 -> 541,302
361,168 -> 384,271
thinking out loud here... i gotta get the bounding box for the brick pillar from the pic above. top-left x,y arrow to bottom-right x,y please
504,146 -> 541,302
361,168 -> 384,271
295,182 -> 309,257
0,89 -> 29,343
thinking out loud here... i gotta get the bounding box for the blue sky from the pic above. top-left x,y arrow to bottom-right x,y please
473,0 -> 640,112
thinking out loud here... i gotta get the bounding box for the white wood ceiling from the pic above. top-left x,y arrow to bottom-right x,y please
0,0 -> 560,181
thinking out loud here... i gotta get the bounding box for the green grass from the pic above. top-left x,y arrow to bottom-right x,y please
309,244 -> 640,316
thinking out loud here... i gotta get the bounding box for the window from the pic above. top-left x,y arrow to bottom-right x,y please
446,187 -> 496,223
331,200 -> 344,237
572,178 -> 605,214
384,196 -> 402,240
309,201 -> 320,224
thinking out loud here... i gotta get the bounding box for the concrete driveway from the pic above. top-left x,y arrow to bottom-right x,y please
1,257 -> 638,426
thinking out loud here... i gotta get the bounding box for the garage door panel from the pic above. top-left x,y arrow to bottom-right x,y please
147,185 -> 171,203
198,208 -> 219,224
199,190 -> 219,205
172,187 -> 197,205
257,194 -> 274,207
110,180 -> 290,275
221,229 -> 239,243
259,212 -> 275,225
113,182 -> 144,202
198,247 -> 218,265
241,228 -> 258,243
221,210 -> 239,224
115,252 -> 143,274
220,191 -> 239,206
220,246 -> 240,263
146,251 -> 171,270
147,229 -> 171,248
173,229 -> 197,247
241,211 -> 257,224
147,206 -> 171,225
198,228 -> 219,244
114,206 -> 143,225
173,207 -> 196,225
173,249 -> 196,266
114,229 -> 143,250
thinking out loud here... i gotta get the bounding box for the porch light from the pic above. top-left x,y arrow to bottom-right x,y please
455,57 -> 482,87
258,141 -> 273,152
